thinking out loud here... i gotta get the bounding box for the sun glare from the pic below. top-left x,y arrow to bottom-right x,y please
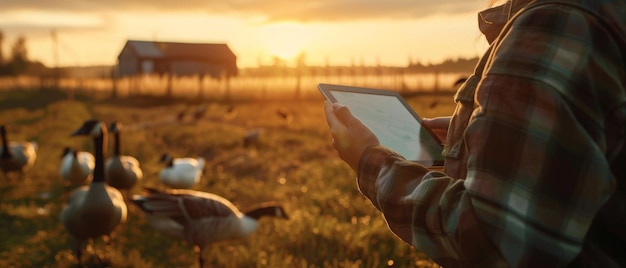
0,10 -> 103,28
258,22 -> 315,63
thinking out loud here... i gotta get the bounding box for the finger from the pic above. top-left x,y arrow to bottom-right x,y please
422,116 -> 450,129
332,103 -> 357,127
324,101 -> 342,129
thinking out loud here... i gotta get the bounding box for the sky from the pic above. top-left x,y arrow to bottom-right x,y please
0,0 -> 491,68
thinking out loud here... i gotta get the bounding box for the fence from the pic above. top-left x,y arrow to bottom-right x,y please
0,71 -> 465,101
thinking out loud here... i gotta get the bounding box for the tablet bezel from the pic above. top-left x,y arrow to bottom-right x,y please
319,83 -> 444,167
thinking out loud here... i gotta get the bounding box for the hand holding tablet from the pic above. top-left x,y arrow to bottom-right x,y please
319,83 -> 444,167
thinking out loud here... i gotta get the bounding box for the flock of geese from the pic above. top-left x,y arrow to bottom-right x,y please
0,120 -> 289,268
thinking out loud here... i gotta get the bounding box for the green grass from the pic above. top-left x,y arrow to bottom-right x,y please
0,88 -> 455,267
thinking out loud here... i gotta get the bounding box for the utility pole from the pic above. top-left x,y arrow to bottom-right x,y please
0,31 -> 4,64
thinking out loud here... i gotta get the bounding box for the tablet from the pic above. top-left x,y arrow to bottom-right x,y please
319,83 -> 444,167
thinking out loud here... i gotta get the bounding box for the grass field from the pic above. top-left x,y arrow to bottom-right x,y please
0,88 -> 455,268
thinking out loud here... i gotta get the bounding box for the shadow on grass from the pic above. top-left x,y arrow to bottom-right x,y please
98,94 -> 188,108
2,87 -> 200,109
0,89 -> 80,111
0,183 -> 16,196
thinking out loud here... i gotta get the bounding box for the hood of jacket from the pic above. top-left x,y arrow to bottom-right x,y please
478,0 -> 626,46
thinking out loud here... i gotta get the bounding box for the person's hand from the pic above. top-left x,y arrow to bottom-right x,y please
324,101 -> 380,171
422,116 -> 450,144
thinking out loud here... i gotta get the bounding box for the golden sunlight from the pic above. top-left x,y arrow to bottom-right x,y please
0,10 -> 103,27
258,22 -> 315,62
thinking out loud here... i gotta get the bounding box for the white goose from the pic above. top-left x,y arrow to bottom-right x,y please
130,187 -> 288,268
60,119 -> 128,264
59,147 -> 95,187
0,124 -> 38,180
159,153 -> 204,189
105,122 -> 142,192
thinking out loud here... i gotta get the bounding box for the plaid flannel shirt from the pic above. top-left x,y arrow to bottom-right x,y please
356,1 -> 626,267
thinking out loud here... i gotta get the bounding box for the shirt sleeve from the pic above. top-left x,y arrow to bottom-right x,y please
357,145 -> 508,267
356,5 -> 618,267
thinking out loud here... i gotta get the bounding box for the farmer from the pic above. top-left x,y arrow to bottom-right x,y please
323,0 -> 625,267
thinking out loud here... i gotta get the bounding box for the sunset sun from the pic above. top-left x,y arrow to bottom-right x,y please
259,22 -> 315,62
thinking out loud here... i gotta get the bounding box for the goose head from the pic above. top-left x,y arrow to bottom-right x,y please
108,121 -> 121,133
159,153 -> 173,167
244,202 -> 289,220
70,119 -> 107,184
61,147 -> 76,158
71,120 -> 107,138
107,121 -> 124,157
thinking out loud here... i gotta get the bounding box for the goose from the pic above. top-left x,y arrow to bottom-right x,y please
275,107 -> 293,123
0,124 -> 38,180
176,109 -> 187,122
223,105 -> 237,120
243,129 -> 261,148
193,104 -> 208,122
130,187 -> 288,268
59,147 -> 95,187
60,119 -> 128,264
105,122 -> 143,192
159,153 -> 204,189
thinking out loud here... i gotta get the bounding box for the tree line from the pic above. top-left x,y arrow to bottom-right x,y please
0,31 -> 48,77
0,31 -> 26,76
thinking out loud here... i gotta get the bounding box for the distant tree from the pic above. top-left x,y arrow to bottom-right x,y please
7,36 -> 29,75
296,52 -> 306,68
271,56 -> 286,68
0,34 -> 50,77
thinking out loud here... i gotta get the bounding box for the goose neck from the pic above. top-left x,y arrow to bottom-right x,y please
113,131 -> 122,156
239,216 -> 260,236
0,126 -> 10,158
92,132 -> 107,183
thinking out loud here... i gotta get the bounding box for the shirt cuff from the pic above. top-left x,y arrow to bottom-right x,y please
356,145 -> 401,201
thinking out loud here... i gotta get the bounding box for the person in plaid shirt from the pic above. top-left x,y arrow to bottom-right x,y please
324,0 -> 625,267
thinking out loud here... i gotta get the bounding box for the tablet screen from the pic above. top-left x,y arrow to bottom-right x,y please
319,83 -> 444,166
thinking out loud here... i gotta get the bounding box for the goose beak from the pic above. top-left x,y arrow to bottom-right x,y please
61,147 -> 71,157
70,127 -> 88,137
70,124 -> 92,137
71,120 -> 100,136
109,122 -> 119,132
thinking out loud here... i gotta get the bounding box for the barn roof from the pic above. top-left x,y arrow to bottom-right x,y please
127,40 -> 163,58
121,40 -> 236,61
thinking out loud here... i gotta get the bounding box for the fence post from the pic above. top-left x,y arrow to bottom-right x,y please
166,73 -> 173,99
197,74 -> 204,100
111,76 -> 118,99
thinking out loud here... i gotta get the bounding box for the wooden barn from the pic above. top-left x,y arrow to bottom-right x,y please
116,40 -> 238,78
